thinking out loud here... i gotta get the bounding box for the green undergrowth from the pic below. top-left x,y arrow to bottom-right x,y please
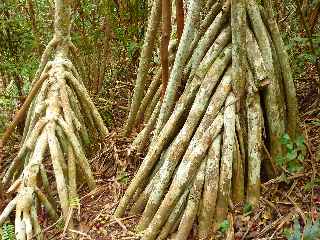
1,222 -> 15,240
276,133 -> 306,173
283,218 -> 320,240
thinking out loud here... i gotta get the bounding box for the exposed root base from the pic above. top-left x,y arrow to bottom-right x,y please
0,42 -> 107,239
116,0 -> 299,239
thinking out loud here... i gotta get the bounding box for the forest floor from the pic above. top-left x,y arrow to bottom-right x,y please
81,63 -> 320,240
1,64 -> 320,240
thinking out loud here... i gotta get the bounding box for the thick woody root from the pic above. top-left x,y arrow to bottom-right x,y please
0,52 -> 107,239
116,0 -> 298,239
124,0 -> 162,136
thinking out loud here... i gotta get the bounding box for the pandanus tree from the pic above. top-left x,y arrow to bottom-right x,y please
0,0 -> 107,239
117,0 -> 299,239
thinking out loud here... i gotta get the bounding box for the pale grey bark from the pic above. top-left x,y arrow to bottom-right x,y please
198,135 -> 221,239
0,0 -> 107,238
141,113 -> 224,240
247,0 -> 286,176
263,0 -> 299,138
154,0 -> 201,135
137,47 -> 230,230
215,93 -> 236,223
124,0 -> 162,135
246,68 -> 263,206
174,160 -> 206,240
115,1 -> 300,239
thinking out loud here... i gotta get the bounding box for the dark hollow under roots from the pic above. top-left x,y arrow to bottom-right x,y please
116,0 -> 299,239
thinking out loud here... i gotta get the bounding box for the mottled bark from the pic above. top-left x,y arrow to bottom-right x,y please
115,1 -> 299,239
198,135 -> 221,239
136,69 -> 161,125
247,0 -> 286,176
263,0 -> 299,138
124,0 -> 162,135
0,0 -> 107,239
215,94 -> 236,223
246,67 -> 263,206
137,48 -> 231,230
154,0 -> 201,135
175,160 -> 206,240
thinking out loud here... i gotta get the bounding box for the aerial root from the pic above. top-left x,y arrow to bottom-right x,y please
14,187 -> 36,240
124,0 -> 162,136
0,198 -> 17,225
0,62 -> 52,147
47,121 -> 70,218
127,92 -> 238,240
134,40 -> 177,129
140,111 -> 225,240
34,188 -> 58,220
132,101 -> 161,153
198,135 -> 221,239
65,71 -> 109,136
68,41 -> 86,83
114,80 -> 200,217
158,190 -> 189,239
31,37 -> 60,86
57,117 -> 95,189
246,66 -> 263,206
30,205 -> 42,240
1,54 -> 105,239
22,77 -> 50,143
115,0 -> 298,238
138,67 -> 230,227
135,69 -> 161,126
215,94 -> 237,224
247,0 -> 287,177
186,1 -> 222,61
231,135 -> 245,202
133,26 -> 232,153
144,88 -> 161,123
130,150 -> 168,215
174,160 -> 206,240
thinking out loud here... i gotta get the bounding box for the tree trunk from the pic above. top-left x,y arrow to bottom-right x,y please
0,0 -> 107,239
160,0 -> 172,98
116,0 -> 299,239
124,0 -> 162,136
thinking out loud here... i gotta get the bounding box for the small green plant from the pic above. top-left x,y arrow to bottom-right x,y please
1,223 -> 15,240
56,219 -> 65,230
243,202 -> 253,215
276,134 -> 306,173
69,196 -> 80,209
283,218 -> 320,240
310,119 -> 320,127
69,196 -> 81,217
218,219 -> 230,233
304,178 -> 320,192
283,219 -> 301,240
286,34 -> 320,75
126,41 -> 141,59
116,170 -> 129,184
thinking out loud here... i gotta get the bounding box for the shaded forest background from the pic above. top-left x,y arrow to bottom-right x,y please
1,0 -> 319,133
0,0 -> 320,239
0,0 -> 147,132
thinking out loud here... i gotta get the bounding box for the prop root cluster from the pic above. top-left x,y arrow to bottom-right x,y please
117,0 -> 298,239
0,39 -> 107,239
